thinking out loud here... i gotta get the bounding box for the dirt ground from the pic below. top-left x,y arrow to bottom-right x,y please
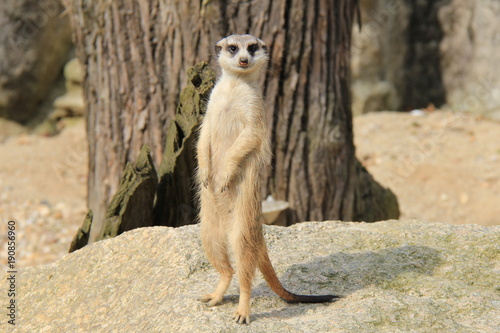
354,111 -> 499,227
0,110 -> 499,267
0,119 -> 88,267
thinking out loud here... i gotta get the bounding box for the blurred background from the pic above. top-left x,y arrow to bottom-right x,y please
0,0 -> 499,267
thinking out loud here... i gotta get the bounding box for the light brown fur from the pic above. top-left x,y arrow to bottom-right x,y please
196,34 -> 337,325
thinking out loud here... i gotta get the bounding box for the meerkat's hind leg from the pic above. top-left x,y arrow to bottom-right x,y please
200,215 -> 234,306
199,250 -> 233,306
200,271 -> 233,307
231,224 -> 261,324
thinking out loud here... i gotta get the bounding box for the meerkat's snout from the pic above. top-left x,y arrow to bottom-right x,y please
239,57 -> 249,68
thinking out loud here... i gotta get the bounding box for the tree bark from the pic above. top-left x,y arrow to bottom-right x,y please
153,61 -> 216,227
67,0 -> 398,239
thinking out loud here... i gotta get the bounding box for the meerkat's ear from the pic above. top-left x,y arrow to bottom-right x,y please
215,38 -> 225,56
215,44 -> 222,56
257,38 -> 268,53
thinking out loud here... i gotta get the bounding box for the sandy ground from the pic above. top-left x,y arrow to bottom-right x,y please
355,111 -> 499,226
0,120 -> 87,267
0,110 -> 499,267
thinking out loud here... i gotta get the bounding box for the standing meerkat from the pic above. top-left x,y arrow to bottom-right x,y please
196,34 -> 339,324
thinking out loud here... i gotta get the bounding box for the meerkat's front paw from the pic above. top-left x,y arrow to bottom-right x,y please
200,293 -> 223,307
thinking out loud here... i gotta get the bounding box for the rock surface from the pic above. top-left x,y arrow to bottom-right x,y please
351,0 -> 410,116
11,220 -> 499,332
0,0 -> 72,123
352,0 -> 500,119
438,0 -> 500,120
52,58 -> 84,119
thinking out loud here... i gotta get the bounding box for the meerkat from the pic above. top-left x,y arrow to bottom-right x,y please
196,34 -> 339,324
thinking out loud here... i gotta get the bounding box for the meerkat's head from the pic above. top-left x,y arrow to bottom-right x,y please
215,34 -> 268,77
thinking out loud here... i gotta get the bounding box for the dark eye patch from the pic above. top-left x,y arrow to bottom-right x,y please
227,45 -> 238,54
247,44 -> 259,56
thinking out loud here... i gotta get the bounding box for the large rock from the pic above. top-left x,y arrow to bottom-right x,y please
439,0 -> 500,120
352,0 -> 447,114
352,0 -> 500,119
0,0 -> 72,123
13,220 -> 499,332
351,0 -> 410,116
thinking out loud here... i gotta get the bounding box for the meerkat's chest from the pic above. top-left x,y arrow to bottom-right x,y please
207,83 -> 259,140
207,100 -> 243,143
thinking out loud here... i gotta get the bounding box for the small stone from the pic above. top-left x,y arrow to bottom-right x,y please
37,204 -> 51,217
410,109 -> 425,116
64,58 -> 84,84
53,89 -> 85,116
16,134 -> 32,145
53,211 -> 63,219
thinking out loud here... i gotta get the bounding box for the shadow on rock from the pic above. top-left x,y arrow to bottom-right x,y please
247,245 -> 441,320
285,245 -> 441,295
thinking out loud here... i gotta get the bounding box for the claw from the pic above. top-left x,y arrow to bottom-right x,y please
198,168 -> 209,189
216,174 -> 231,193
234,312 -> 250,324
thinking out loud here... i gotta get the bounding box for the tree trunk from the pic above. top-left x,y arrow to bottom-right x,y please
67,0 -> 398,240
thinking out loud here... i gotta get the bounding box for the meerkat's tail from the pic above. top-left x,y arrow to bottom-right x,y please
258,251 -> 341,303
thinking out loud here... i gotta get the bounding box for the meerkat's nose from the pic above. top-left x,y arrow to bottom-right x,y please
239,58 -> 249,67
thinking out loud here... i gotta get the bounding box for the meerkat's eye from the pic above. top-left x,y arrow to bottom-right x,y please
227,45 -> 238,54
247,44 -> 259,56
